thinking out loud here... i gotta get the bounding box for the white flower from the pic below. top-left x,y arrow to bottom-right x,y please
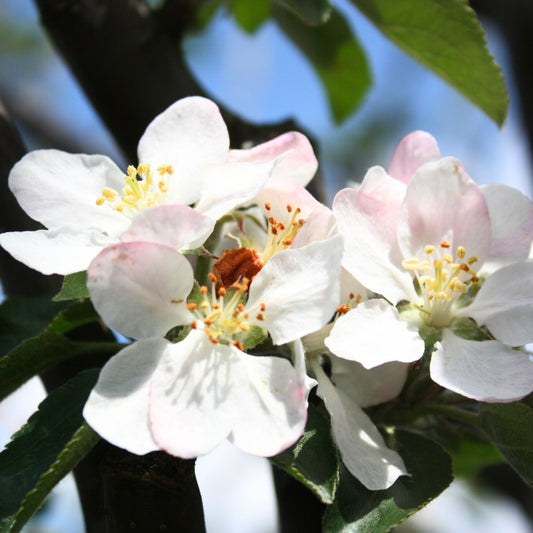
83,231 -> 343,457
299,270 -> 408,490
0,96 -> 317,275
327,135 -> 533,403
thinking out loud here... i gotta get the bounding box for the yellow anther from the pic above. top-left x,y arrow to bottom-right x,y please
457,246 -> 466,258
137,163 -> 149,175
96,196 -> 105,206
467,256 -> 478,265
442,255 -> 453,263
402,258 -> 422,270
158,181 -> 169,192
157,164 -> 173,175
102,187 -> 118,200
424,245 -> 436,254
127,165 -> 137,177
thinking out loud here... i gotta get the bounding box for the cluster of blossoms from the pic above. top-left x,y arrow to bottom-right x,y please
3,96 -> 533,491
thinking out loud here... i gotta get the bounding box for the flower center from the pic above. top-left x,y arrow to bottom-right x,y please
401,241 -> 479,328
260,202 -> 306,263
187,273 -> 266,351
95,163 -> 173,216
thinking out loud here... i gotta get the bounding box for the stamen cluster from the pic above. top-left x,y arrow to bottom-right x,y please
96,163 -> 173,215
187,273 -> 266,351
261,202 -> 305,263
402,241 -> 479,327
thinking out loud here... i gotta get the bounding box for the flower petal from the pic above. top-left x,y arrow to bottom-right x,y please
481,184 -> 533,271
397,157 -> 491,264
325,300 -> 424,368
83,338 -> 168,455
457,262 -> 533,346
0,228 -> 107,275
330,356 -> 408,408
87,242 -> 193,339
121,204 -> 215,249
431,330 -> 533,402
148,331 -> 235,457
388,130 -> 441,184
194,160 -> 274,220
9,150 -> 127,233
137,97 -> 229,206
247,235 -> 343,345
313,361 -> 407,490
228,131 -> 317,188
228,350 -> 308,456
333,172 -> 415,304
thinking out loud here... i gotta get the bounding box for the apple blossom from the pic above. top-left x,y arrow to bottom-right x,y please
298,269 -> 408,490
83,231 -> 343,458
0,96 -> 317,275
328,146 -> 533,403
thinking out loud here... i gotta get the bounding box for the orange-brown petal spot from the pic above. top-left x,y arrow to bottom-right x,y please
190,320 -> 197,329
186,303 -> 197,310
170,298 -> 183,304
356,294 -> 362,304
264,202 -> 271,211
287,204 -> 293,213
213,247 -> 264,290
256,312 -> 265,321
259,302 -> 266,312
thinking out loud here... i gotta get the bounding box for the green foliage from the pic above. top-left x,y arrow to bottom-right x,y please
273,0 -> 332,25
274,6 -> 371,123
231,0 -> 271,32
322,431 -> 453,532
480,401 -> 533,487
0,370 -> 100,532
0,299 -> 115,402
351,0 -> 508,126
272,402 -> 340,504
0,298 -> 68,357
53,271 -> 89,302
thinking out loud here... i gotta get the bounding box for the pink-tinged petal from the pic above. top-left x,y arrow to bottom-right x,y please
330,356 -> 408,408
137,97 -> 229,204
431,330 -> 533,402
457,262 -> 533,346
9,150 -> 127,234
312,361 -> 407,490
339,267 -> 368,303
83,338 -> 168,455
481,184 -> 533,271
228,131 -> 317,188
256,182 -> 336,247
121,205 -> 215,249
292,339 -> 318,399
149,331 -> 235,457
194,160 -> 273,220
333,172 -> 416,304
247,235 -> 343,345
325,300 -> 424,369
87,242 -> 193,339
228,350 -> 308,456
388,131 -> 441,184
0,228 -> 108,275
398,157 -> 491,264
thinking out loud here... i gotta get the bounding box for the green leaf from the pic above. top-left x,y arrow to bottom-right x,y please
445,433 -> 501,479
480,401 -> 533,487
231,0 -> 271,32
0,300 -> 113,402
53,271 -> 89,302
271,402 -> 340,504
0,370 -> 100,530
273,0 -> 332,25
350,0 -> 508,126
274,6 -> 371,123
322,431 -> 453,533
0,298 -> 68,357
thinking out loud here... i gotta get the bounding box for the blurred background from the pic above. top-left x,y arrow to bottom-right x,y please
1,0 -> 533,531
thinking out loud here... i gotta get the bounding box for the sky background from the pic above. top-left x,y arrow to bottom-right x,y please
1,0 -> 532,532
